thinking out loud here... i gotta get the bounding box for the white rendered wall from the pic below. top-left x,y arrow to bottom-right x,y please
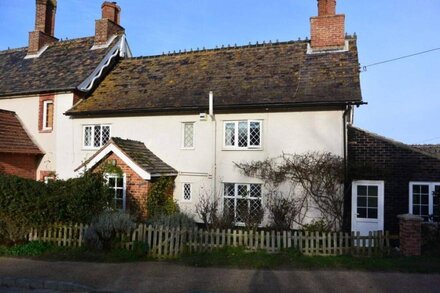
0,93 -> 74,179
67,110 -> 345,220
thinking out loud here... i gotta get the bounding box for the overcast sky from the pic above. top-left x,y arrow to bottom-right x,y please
0,0 -> 439,144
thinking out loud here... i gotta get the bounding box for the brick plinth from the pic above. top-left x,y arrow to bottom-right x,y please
398,214 -> 423,256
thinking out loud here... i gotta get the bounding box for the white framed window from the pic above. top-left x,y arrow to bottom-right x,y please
223,183 -> 263,224
83,124 -> 111,149
223,120 -> 262,149
182,122 -> 195,149
182,183 -> 192,202
42,100 -> 54,130
409,182 -> 440,222
106,173 -> 126,210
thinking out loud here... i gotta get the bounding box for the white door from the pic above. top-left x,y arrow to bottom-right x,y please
352,180 -> 384,235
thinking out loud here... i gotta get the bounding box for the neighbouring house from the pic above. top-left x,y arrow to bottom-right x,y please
1,0 -> 437,233
347,126 -> 440,234
0,0 -> 131,181
0,109 -> 43,180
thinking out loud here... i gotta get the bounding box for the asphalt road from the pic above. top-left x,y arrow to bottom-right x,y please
1,257 -> 440,293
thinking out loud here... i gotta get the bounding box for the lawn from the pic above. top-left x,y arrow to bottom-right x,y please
1,241 -> 440,274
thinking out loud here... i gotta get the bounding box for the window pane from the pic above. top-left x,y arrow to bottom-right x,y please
249,121 -> 261,146
102,126 -> 111,145
45,102 -> 54,128
183,123 -> 194,148
357,207 -> 367,218
357,185 -> 367,196
108,177 -> 116,187
225,123 -> 235,146
421,206 -> 429,216
368,186 -> 378,197
236,198 -> 248,223
368,208 -> 378,219
237,184 -> 248,197
116,177 -> 123,188
94,125 -> 101,147
413,206 -> 420,215
84,127 -> 92,147
224,198 -> 235,218
368,196 -> 378,208
357,196 -> 367,207
421,185 -> 429,194
250,184 -> 261,198
238,122 -> 248,147
183,183 -> 191,201
224,183 -> 235,197
413,194 -> 421,205
116,189 -> 124,200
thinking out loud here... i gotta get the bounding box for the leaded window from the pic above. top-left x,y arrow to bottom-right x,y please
83,124 -> 111,149
183,183 -> 192,201
182,122 -> 194,149
223,183 -> 263,225
223,120 -> 262,149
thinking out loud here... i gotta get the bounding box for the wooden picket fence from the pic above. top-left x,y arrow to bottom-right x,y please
28,223 -> 392,258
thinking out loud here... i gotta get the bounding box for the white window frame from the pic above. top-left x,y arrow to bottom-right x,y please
82,124 -> 111,150
105,173 -> 127,210
223,120 -> 263,150
409,182 -> 440,221
42,100 -> 54,130
181,122 -> 195,150
182,183 -> 192,202
223,183 -> 263,225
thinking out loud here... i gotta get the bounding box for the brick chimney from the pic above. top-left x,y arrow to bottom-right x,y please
310,0 -> 345,50
95,2 -> 124,46
28,0 -> 58,55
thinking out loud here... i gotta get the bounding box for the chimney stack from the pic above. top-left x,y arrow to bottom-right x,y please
95,2 -> 124,46
28,0 -> 58,55
310,0 -> 345,50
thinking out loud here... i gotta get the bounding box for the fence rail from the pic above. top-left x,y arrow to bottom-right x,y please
28,224 -> 393,258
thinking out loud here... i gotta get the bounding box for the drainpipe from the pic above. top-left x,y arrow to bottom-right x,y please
209,91 -> 217,197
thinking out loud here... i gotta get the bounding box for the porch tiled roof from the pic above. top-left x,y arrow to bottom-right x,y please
0,109 -> 43,154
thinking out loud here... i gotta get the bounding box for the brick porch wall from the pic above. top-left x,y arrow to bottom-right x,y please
0,153 -> 39,180
93,152 -> 151,220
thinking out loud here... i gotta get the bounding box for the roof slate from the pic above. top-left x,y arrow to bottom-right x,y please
0,36 -> 119,97
111,137 -> 177,175
411,145 -> 440,159
0,109 -> 43,154
68,37 -> 362,115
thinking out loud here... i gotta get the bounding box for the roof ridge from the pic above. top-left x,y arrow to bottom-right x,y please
128,39 -> 307,61
0,36 -> 95,55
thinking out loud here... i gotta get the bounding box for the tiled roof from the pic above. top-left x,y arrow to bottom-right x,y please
78,137 -> 177,176
68,37 -> 362,116
0,109 -> 43,154
111,137 -> 177,175
411,145 -> 440,159
0,36 -> 119,97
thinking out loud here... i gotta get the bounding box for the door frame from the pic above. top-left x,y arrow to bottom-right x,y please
351,180 -> 385,233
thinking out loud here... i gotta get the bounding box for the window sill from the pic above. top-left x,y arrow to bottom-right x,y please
39,129 -> 53,134
181,147 -> 195,151
222,147 -> 263,151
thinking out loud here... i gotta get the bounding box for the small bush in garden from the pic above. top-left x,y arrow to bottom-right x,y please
147,212 -> 196,230
265,191 -> 300,231
195,192 -> 235,230
146,177 -> 178,219
85,211 -> 136,251
303,219 -> 332,233
0,241 -> 54,257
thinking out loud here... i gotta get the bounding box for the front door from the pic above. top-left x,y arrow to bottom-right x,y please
351,180 -> 384,235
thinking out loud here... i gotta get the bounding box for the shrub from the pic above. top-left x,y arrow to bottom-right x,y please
265,191 -> 300,231
0,173 -> 113,245
146,177 -> 178,218
303,219 -> 332,233
195,192 -> 235,230
147,212 -> 196,230
85,211 -> 136,251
